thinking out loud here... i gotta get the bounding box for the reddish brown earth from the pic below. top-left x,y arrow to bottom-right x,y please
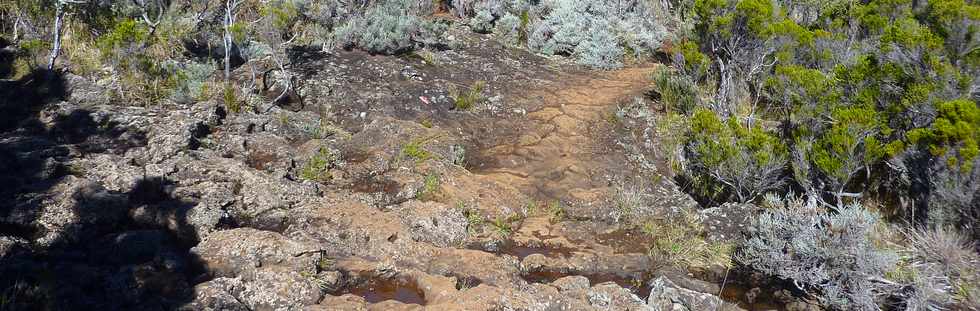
470,66 -> 657,203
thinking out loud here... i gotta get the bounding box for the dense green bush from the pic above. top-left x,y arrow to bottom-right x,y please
684,108 -> 787,203
663,0 -> 980,214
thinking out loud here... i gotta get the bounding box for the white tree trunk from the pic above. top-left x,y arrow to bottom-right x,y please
47,2 -> 65,70
223,0 -> 234,82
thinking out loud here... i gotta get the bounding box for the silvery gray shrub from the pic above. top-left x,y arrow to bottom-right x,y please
737,199 -> 898,310
526,0 -> 668,69
332,0 -> 445,55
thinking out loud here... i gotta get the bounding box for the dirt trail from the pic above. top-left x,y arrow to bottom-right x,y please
471,66 -> 658,203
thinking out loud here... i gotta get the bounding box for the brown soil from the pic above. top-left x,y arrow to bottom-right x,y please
468,66 -> 657,203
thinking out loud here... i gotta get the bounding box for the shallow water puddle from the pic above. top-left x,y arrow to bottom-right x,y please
720,282 -> 789,310
594,228 -> 654,254
335,277 -> 426,305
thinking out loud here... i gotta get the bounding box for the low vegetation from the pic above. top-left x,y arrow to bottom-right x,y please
643,209 -> 734,270
448,80 -> 486,110
401,137 -> 434,162
300,147 -> 336,182
416,172 -> 441,201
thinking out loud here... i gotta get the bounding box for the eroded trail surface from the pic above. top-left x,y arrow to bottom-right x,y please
472,67 -> 657,204
1,34 -> 757,309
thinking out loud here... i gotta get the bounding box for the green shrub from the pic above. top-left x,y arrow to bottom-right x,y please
652,68 -> 700,114
301,147 -> 337,182
416,173 -> 441,201
96,18 -> 149,58
448,80 -> 486,110
401,137 -> 434,162
684,108 -> 788,203
806,106 -> 889,205
643,208 -> 734,270
907,99 -> 980,172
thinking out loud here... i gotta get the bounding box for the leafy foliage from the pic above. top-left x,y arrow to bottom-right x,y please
664,0 -> 980,215
684,108 -> 787,203
416,173 -> 441,201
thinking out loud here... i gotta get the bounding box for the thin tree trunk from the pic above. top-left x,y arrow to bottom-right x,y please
47,2 -> 65,70
223,0 -> 233,82
13,13 -> 21,41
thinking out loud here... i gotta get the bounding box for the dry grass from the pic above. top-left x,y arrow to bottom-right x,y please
906,227 -> 980,307
643,208 -> 734,270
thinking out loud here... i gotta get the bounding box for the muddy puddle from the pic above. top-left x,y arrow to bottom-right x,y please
333,276 -> 426,305
721,284 -> 788,310
720,272 -> 799,311
523,268 -> 793,309
594,227 -> 654,254
468,240 -> 577,260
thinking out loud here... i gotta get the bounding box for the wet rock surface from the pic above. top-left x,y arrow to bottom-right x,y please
0,30 -> 782,310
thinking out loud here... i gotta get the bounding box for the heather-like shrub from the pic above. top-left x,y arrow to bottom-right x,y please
652,67 -> 700,113
470,9 -> 496,33
449,0 -> 509,18
616,15 -> 670,59
526,0 -> 667,69
737,198 -> 898,310
333,0 -> 446,54
171,61 -> 216,104
494,13 -> 523,45
527,0 -> 592,56
926,160 -> 980,235
604,0 -> 670,59
573,20 -> 623,69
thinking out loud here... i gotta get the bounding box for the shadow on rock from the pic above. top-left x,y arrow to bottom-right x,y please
0,70 -> 205,310
0,176 -> 206,310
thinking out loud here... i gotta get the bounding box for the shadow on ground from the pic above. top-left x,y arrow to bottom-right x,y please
0,69 -> 204,310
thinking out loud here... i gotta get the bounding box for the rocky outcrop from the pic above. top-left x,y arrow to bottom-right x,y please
699,203 -> 758,243
647,276 -> 744,311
